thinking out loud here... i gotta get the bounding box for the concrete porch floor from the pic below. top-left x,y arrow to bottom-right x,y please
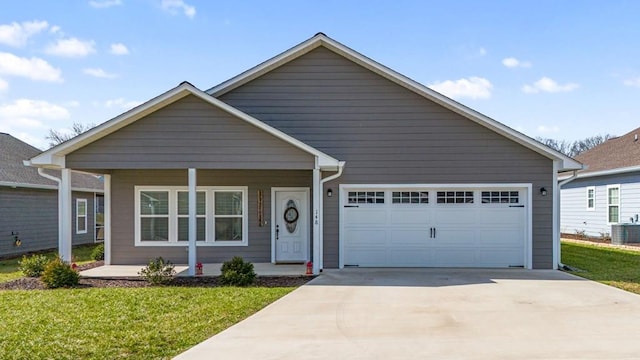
80,263 -> 307,278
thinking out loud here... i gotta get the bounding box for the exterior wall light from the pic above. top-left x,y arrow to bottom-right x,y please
327,188 -> 333,197
540,187 -> 548,196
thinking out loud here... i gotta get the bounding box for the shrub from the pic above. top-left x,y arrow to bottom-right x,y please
18,254 -> 50,277
220,256 -> 256,286
41,257 -> 80,288
139,257 -> 176,285
91,243 -> 105,261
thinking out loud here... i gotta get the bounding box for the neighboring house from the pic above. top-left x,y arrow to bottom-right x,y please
0,133 -> 104,258
26,33 -> 581,273
560,127 -> 640,238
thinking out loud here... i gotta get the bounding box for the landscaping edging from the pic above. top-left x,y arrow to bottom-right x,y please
562,238 -> 640,252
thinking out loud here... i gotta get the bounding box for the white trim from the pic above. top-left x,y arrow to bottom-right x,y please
339,183 -> 533,269
606,184 -> 621,225
559,165 -> 640,180
312,166 -> 321,274
270,187 -> 311,264
134,185 -> 249,247
76,198 -> 88,234
104,174 -> 111,265
26,82 -> 340,171
586,186 -> 596,211
207,33 -> 581,172
0,181 -> 102,193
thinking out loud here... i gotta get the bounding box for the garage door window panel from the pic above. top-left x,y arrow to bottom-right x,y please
392,191 -> 428,204
348,191 -> 385,204
481,191 -> 519,204
437,191 -> 474,204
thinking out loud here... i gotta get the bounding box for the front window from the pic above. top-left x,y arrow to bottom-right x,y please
76,199 -> 88,234
607,186 -> 620,224
586,187 -> 595,210
135,187 -> 248,246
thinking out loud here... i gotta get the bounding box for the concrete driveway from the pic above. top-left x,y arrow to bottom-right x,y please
175,269 -> 640,359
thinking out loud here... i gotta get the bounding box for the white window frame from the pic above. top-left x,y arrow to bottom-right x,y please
76,198 -> 88,234
134,186 -> 248,247
586,186 -> 595,211
607,184 -> 620,225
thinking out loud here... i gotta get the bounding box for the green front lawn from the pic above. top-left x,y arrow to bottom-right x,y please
562,241 -> 640,295
0,244 -> 99,283
0,286 -> 293,359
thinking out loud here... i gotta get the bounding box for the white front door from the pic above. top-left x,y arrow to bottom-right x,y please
273,189 -> 309,263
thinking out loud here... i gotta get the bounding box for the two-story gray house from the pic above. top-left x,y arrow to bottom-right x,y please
25,34 -> 581,274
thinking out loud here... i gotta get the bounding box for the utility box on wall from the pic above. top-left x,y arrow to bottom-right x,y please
611,224 -> 640,245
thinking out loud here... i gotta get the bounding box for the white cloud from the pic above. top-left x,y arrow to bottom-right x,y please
0,99 -> 71,149
0,20 -> 49,47
49,25 -> 61,34
0,99 -> 70,120
45,38 -> 96,58
89,0 -> 122,8
83,68 -> 117,78
478,47 -> 487,56
522,77 -> 579,94
623,77 -> 640,87
0,78 -> 8,92
161,0 -> 196,18
110,43 -> 129,55
0,52 -> 63,82
536,125 -> 560,134
103,97 -> 142,109
428,76 -> 493,100
502,57 -> 532,68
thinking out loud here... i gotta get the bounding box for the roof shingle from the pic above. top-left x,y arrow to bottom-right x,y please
574,127 -> 640,174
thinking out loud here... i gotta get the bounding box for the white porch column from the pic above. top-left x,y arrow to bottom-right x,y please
104,174 -> 112,265
312,165 -> 321,274
60,168 -> 73,262
552,160 -> 560,270
188,168 -> 197,276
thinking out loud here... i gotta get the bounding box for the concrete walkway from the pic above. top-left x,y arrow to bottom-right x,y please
80,263 -> 305,277
174,268 -> 640,360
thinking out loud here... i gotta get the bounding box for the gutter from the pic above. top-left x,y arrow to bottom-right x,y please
318,161 -> 346,271
557,168 -> 580,269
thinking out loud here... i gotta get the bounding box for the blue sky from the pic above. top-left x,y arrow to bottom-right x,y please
1,0 -> 639,149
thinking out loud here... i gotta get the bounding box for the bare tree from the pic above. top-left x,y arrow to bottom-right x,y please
537,134 -> 615,157
47,122 -> 95,148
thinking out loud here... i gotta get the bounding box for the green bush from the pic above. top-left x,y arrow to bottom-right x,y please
220,256 -> 256,287
139,257 -> 175,285
91,243 -> 105,261
18,254 -> 50,277
41,257 -> 80,288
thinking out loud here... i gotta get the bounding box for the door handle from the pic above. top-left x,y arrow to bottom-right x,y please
276,224 -> 279,241
433,227 -> 436,238
429,227 -> 434,238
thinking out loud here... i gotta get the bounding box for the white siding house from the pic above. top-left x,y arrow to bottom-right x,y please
560,127 -> 640,238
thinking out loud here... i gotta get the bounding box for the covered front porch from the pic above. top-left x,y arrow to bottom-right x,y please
81,262 -> 308,278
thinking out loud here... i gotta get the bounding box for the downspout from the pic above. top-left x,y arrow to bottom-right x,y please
557,169 -> 580,269
318,161 -> 346,272
37,168 -> 64,257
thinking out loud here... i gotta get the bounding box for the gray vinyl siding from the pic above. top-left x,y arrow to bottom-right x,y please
561,172 -> 640,237
220,46 -> 555,269
0,187 -> 96,258
110,169 -> 312,265
66,95 -> 314,171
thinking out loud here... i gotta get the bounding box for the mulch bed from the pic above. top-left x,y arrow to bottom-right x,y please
0,261 -> 314,291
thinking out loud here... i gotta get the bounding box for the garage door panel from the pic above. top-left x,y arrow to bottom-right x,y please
344,209 -> 387,224
391,229 -> 429,245
342,187 -> 527,268
344,229 -> 386,246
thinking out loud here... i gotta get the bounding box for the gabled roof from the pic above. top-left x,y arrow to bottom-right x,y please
568,127 -> 640,178
0,133 -> 102,191
26,82 -> 341,171
207,33 -> 582,172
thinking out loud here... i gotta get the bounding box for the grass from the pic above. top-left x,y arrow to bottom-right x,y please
562,241 -> 640,294
0,286 -> 293,359
0,244 -> 99,283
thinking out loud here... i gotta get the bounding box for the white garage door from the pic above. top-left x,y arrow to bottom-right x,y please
342,187 -> 528,268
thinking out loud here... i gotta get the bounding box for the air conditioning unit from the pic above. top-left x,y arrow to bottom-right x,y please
611,224 -> 640,245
